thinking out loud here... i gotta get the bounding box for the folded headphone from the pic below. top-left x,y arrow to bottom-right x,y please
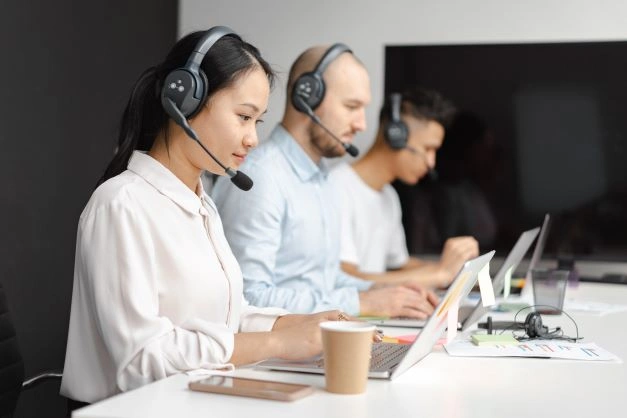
161,26 -> 236,118
291,43 -> 352,114
480,306 -> 582,342
480,313 -> 549,338
384,92 -> 409,149
522,312 -> 548,338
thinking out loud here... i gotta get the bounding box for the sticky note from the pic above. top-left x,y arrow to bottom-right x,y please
381,336 -> 399,344
503,266 -> 513,299
477,263 -> 495,307
396,334 -> 417,344
496,302 -> 529,312
471,334 -> 519,346
447,300 -> 459,343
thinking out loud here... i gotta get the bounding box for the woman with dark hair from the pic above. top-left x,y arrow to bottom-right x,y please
61,28 -> 341,405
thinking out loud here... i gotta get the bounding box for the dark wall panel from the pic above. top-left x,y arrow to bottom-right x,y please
0,2 -> 178,417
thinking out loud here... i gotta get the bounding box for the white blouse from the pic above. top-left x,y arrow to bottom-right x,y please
60,151 -> 287,403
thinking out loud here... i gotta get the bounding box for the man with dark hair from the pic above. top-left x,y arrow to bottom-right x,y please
330,87 -> 479,289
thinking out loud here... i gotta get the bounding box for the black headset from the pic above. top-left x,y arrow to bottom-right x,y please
291,43 -> 352,114
478,311 -> 548,338
481,312 -> 549,338
481,306 -> 581,342
158,26 -> 253,191
161,26 -> 236,119
523,312 -> 548,338
384,92 -> 409,149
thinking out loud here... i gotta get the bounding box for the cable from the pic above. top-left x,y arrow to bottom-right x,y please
511,304 -> 583,342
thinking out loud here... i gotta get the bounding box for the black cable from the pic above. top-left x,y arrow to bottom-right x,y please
511,304 -> 583,343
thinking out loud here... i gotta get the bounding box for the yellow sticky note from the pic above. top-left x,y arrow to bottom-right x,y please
382,336 -> 399,344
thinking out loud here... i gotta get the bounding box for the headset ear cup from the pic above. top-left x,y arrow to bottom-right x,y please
385,120 -> 409,149
162,68 -> 203,118
524,313 -> 544,338
291,72 -> 326,112
186,69 -> 208,119
385,92 -> 409,149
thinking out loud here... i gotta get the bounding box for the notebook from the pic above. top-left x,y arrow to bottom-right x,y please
256,251 -> 494,380
367,226 -> 541,329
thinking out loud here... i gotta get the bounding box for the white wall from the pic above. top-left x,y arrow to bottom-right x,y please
179,0 -> 627,152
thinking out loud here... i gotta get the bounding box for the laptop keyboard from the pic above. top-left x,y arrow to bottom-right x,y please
370,343 -> 411,371
313,342 -> 410,372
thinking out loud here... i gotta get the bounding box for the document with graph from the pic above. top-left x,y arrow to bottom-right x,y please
444,340 -> 620,362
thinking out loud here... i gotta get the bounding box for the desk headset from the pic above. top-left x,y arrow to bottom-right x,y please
482,313 -> 548,338
480,305 -> 581,342
290,43 -> 359,157
384,92 -> 437,180
160,26 -> 253,191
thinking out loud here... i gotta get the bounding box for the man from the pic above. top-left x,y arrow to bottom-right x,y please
329,88 -> 479,289
212,44 -> 437,318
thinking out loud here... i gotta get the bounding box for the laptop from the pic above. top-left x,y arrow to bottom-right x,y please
256,251 -> 494,380
367,227 -> 541,329
461,221 -> 547,331
520,213 -> 551,301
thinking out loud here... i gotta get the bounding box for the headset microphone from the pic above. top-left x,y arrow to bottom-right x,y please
290,43 -> 360,158
405,145 -> 438,181
162,97 -> 253,191
293,95 -> 360,157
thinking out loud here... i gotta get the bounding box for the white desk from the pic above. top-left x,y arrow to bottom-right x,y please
74,283 -> 627,418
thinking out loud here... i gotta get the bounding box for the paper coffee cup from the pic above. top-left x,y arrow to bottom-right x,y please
320,321 -> 375,394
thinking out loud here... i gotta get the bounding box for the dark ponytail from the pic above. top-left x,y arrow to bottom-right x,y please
96,29 -> 276,187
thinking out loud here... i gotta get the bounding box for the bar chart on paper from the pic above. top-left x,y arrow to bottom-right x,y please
444,340 -> 620,361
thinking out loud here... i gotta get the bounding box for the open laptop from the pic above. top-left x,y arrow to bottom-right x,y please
460,225 -> 540,331
256,251 -> 494,380
366,226 -> 541,329
520,213 -> 551,301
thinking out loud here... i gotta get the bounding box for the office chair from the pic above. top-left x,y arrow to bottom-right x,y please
0,282 -> 62,418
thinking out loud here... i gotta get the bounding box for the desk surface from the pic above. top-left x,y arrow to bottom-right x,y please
74,283 -> 627,418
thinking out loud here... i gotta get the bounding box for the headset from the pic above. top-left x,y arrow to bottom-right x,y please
289,43 -> 359,157
159,26 -> 253,191
291,43 -> 352,113
384,92 -> 410,149
383,92 -> 438,180
480,305 -> 581,342
522,312 -> 548,338
161,26 -> 235,118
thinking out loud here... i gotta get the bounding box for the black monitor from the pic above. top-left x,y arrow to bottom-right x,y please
385,40 -> 627,262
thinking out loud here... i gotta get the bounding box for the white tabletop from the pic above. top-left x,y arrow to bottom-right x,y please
74,283 -> 627,418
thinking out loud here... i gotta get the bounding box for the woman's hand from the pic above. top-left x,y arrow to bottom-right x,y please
270,310 -> 382,360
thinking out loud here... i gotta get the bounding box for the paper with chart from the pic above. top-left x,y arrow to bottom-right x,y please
444,339 -> 621,362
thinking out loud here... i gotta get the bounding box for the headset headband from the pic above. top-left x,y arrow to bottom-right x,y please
313,43 -> 352,75
185,26 -> 235,73
390,92 -> 402,122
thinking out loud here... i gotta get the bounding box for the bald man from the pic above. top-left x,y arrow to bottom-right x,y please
212,44 -> 438,318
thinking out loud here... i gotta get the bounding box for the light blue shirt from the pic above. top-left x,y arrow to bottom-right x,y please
212,125 -> 372,315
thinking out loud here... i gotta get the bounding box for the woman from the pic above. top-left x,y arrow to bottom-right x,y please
60,28 -> 341,405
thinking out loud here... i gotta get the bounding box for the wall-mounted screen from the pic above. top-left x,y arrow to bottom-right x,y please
386,41 -> 627,261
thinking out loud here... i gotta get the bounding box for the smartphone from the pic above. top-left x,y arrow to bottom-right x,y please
188,376 -> 315,401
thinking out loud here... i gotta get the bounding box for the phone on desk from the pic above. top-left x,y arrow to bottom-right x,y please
188,375 -> 315,401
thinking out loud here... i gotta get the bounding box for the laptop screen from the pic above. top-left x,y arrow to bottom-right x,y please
461,226 -> 541,331
392,251 -> 494,379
